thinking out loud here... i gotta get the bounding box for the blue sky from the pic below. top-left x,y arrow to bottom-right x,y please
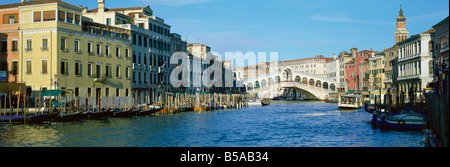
4,0 -> 449,62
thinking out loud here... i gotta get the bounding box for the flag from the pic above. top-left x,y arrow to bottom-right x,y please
160,61 -> 167,69
113,28 -> 119,37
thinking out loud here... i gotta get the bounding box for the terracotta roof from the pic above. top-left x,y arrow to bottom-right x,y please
0,0 -> 80,9
423,28 -> 435,34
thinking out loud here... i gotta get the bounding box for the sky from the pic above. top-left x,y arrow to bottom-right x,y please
3,0 -> 449,63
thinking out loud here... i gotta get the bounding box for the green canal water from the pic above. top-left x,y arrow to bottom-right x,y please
0,101 -> 425,147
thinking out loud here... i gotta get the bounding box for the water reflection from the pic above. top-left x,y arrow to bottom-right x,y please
0,124 -> 61,147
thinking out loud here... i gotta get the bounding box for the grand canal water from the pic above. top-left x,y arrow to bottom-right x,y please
0,101 -> 425,147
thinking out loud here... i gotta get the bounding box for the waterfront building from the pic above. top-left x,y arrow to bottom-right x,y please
337,50 -> 354,92
432,16 -> 449,95
278,55 -> 332,79
326,54 -> 337,82
344,59 -> 357,91
83,0 -> 173,104
368,52 -> 386,91
0,3 -> 19,83
383,46 -> 398,90
359,56 -> 370,91
15,0 -> 132,102
187,43 -> 210,93
396,28 -> 435,100
344,49 -> 376,92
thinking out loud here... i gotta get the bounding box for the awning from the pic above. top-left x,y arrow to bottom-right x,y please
41,90 -> 65,96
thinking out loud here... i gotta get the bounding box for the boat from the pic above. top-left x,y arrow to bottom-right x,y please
139,107 -> 162,115
113,108 -> 133,117
56,111 -> 84,122
247,99 -> 262,106
338,94 -> 363,109
0,112 -> 57,123
261,98 -> 270,106
83,108 -> 113,119
371,111 -> 425,130
364,90 -> 387,113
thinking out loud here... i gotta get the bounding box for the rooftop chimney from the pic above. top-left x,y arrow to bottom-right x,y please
98,0 -> 105,12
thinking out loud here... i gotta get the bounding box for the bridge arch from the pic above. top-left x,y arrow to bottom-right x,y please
268,77 -> 274,86
323,82 -> 328,89
316,80 -> 321,88
275,76 -> 281,83
330,83 -> 336,91
282,68 -> 294,82
255,81 -> 260,89
309,78 -> 315,86
247,82 -> 253,90
261,79 -> 267,88
295,75 -> 301,83
302,77 -> 307,84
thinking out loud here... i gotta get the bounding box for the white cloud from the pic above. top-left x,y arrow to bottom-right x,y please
408,10 -> 449,22
310,14 -> 387,25
138,0 -> 214,6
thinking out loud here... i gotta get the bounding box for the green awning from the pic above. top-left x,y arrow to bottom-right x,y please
41,90 -> 64,96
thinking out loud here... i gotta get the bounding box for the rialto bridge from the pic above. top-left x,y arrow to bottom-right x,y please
240,68 -> 337,100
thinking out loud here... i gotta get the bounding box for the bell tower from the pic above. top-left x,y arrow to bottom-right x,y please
394,6 -> 409,44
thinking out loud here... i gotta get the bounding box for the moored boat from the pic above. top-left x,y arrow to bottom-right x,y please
371,111 -> 425,130
261,98 -> 270,106
56,111 -> 84,122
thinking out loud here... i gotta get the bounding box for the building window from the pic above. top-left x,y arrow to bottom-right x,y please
26,60 -> 32,74
12,40 -> 18,52
75,62 -> 81,76
105,45 -> 110,57
96,64 -> 102,78
125,48 -> 129,58
116,65 -> 120,78
106,64 -> 111,77
75,14 -> 80,24
42,38 -> 48,51
26,39 -> 32,51
61,60 -> 68,75
74,40 -> 80,53
125,67 -> 130,79
43,10 -> 56,21
106,18 -> 111,26
67,13 -> 73,23
87,42 -> 93,54
3,14 -> 18,24
116,46 -> 120,58
60,38 -> 66,51
87,63 -> 93,77
41,59 -> 48,74
97,43 -> 101,56
58,11 -> 65,22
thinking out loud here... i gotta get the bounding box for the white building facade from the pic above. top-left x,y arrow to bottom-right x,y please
397,29 -> 435,99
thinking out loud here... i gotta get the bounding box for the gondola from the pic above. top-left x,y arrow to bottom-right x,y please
56,111 -> 84,122
261,98 -> 270,106
113,108 -> 134,117
0,112 -> 59,124
83,108 -> 114,119
261,101 -> 270,106
139,107 -> 162,115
